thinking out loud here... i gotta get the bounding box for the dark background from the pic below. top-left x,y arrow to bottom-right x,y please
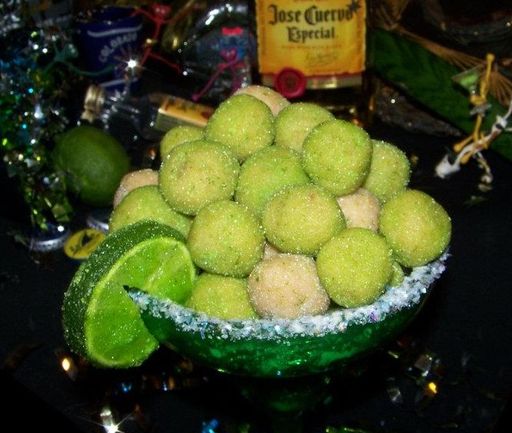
1,0 -> 512,432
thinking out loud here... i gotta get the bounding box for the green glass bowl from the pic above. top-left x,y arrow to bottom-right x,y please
130,254 -> 447,378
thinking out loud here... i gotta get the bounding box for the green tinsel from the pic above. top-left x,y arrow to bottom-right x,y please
1,24 -> 74,232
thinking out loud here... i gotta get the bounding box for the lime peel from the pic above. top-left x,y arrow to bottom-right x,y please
62,220 -> 195,368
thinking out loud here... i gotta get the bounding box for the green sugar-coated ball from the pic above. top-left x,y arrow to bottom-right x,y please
262,184 -> 346,255
336,188 -> 381,232
364,140 -> 410,203
159,139 -> 239,216
248,254 -> 330,319
160,125 -> 203,160
316,228 -> 393,308
109,185 -> 191,238
274,102 -> 334,153
186,273 -> 258,320
235,85 -> 290,116
379,189 -> 451,267
389,261 -> 405,287
187,200 -> 265,277
302,119 -> 372,195
205,94 -> 275,161
235,146 -> 310,216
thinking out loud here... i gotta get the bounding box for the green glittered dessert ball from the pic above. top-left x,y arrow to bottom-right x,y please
262,184 -> 346,255
363,140 -> 410,203
389,261 -> 405,287
248,254 -> 330,319
186,273 -> 258,320
187,200 -> 265,277
316,228 -> 393,308
274,102 -> 334,153
160,125 -> 203,160
235,146 -> 310,216
205,94 -> 275,161
379,189 -> 451,267
159,139 -> 239,216
302,119 -> 373,196
109,185 -> 191,238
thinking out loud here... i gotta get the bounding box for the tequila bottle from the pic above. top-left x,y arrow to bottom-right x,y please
254,0 -> 369,123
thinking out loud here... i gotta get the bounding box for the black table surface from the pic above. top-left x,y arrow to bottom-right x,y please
1,121 -> 511,433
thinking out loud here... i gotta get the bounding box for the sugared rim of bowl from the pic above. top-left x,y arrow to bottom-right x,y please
129,252 -> 448,342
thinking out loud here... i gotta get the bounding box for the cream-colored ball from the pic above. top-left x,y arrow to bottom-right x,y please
235,85 -> 290,116
336,188 -> 381,232
113,169 -> 159,208
248,254 -> 330,319
263,243 -> 280,259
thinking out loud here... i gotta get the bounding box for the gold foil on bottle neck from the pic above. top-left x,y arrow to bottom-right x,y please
307,74 -> 363,89
262,73 -> 363,90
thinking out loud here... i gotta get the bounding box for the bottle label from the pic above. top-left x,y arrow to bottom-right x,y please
64,229 -> 105,260
155,96 -> 214,131
256,0 -> 366,90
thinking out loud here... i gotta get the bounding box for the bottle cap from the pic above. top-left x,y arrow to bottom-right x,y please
28,224 -> 70,252
64,228 -> 106,260
274,68 -> 307,99
86,208 -> 111,233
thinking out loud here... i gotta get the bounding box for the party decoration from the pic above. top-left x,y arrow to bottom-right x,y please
373,82 -> 462,137
132,3 -> 182,74
51,330 -> 508,433
76,1 -> 150,9
436,54 -> 512,186
0,0 -> 23,37
369,1 -> 512,162
1,21 -> 74,235
202,419 -> 220,433
325,427 -> 370,433
162,0 -> 256,104
75,5 -> 147,93
372,1 -> 512,105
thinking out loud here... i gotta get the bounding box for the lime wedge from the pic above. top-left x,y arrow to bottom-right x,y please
62,220 -> 195,368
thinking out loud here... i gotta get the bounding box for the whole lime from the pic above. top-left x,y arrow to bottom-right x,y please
53,126 -> 130,207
